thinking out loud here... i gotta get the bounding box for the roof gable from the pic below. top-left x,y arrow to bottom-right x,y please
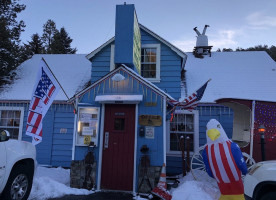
86,24 -> 186,61
71,64 -> 175,101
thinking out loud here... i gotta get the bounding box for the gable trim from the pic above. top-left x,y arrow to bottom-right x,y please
69,65 -> 175,102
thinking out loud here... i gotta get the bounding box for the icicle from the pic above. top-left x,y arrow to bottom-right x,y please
94,87 -> 96,100
161,97 -> 163,110
88,90 -> 91,101
103,80 -> 105,94
132,77 -> 133,92
145,87 -> 147,100
109,78 -> 111,90
155,93 -> 157,103
137,80 -> 139,92
97,84 -> 100,95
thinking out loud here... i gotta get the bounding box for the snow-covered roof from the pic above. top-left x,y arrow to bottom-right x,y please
86,24 -> 187,61
182,51 -> 276,103
0,54 -> 91,101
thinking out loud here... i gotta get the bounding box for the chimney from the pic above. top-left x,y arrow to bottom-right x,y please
193,25 -> 212,58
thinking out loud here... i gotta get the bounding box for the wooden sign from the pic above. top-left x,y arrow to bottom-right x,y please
139,115 -> 162,126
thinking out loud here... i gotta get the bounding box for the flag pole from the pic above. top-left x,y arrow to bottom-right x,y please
41,57 -> 77,111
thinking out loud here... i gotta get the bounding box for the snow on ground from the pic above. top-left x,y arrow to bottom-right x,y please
28,166 -> 219,200
28,166 -> 93,200
170,170 -> 220,200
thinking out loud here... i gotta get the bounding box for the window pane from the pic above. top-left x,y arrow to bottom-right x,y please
141,47 -> 157,79
114,118 -> 125,130
170,133 -> 194,151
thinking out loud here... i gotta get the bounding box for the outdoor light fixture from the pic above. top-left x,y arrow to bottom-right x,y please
258,124 -> 266,161
111,73 -> 125,82
258,125 -> 266,134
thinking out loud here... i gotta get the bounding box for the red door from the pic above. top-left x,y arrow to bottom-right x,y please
101,104 -> 135,191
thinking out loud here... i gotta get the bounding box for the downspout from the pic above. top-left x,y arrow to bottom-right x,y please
250,100 -> 255,158
72,97 -> 79,160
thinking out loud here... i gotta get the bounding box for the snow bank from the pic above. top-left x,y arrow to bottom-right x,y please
29,166 -> 93,200
170,170 -> 220,200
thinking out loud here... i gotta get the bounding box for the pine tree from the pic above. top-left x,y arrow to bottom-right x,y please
51,27 -> 77,54
0,0 -> 26,84
42,19 -> 57,53
28,33 -> 44,54
22,33 -> 45,60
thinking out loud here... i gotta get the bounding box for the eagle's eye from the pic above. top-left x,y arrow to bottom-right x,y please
217,124 -> 221,128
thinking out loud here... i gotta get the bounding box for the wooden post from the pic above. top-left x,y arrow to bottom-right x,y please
180,136 -> 186,176
186,136 -> 191,172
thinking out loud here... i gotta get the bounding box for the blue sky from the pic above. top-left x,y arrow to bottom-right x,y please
18,0 -> 276,53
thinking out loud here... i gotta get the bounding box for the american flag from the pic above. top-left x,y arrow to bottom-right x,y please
169,79 -> 210,111
26,59 -> 60,145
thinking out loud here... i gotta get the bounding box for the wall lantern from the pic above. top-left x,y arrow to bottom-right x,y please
111,73 -> 125,82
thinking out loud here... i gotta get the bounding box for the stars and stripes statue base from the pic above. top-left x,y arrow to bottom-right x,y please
151,163 -> 172,200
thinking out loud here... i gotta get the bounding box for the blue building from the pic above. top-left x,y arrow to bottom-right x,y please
1,3 -> 276,193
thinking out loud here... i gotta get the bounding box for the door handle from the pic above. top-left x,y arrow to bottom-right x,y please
104,132 -> 109,149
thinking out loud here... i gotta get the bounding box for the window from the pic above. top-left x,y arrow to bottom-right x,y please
110,44 -> 161,82
0,107 -> 24,140
167,110 -> 199,155
76,107 -> 100,146
141,44 -> 160,82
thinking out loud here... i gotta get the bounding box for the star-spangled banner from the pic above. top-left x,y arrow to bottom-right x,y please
26,59 -> 61,145
169,79 -> 211,112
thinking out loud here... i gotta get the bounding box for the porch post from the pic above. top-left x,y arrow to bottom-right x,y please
250,100 -> 255,158
97,104 -> 105,190
163,96 -> 167,165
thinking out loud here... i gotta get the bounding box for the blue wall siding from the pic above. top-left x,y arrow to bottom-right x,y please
166,105 -> 233,175
75,69 -> 165,189
0,102 -> 74,168
90,29 -> 182,99
91,44 -> 113,84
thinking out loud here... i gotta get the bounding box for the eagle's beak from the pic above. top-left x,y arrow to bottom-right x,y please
207,129 -> 220,141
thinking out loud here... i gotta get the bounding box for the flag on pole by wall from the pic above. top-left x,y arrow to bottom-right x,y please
169,79 -> 210,111
26,59 -> 60,145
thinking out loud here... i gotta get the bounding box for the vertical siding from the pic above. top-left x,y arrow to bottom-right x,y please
90,29 -> 182,99
74,70 -> 166,189
166,105 -> 233,175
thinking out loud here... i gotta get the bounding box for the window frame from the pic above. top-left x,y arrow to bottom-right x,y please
140,44 -> 161,82
110,43 -> 161,82
0,107 -> 24,140
166,109 -> 199,156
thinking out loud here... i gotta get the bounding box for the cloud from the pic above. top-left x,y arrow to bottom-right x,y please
172,29 -> 240,52
246,12 -> 276,28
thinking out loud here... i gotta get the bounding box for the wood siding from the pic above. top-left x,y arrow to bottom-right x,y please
90,29 -> 182,99
0,103 -> 74,168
